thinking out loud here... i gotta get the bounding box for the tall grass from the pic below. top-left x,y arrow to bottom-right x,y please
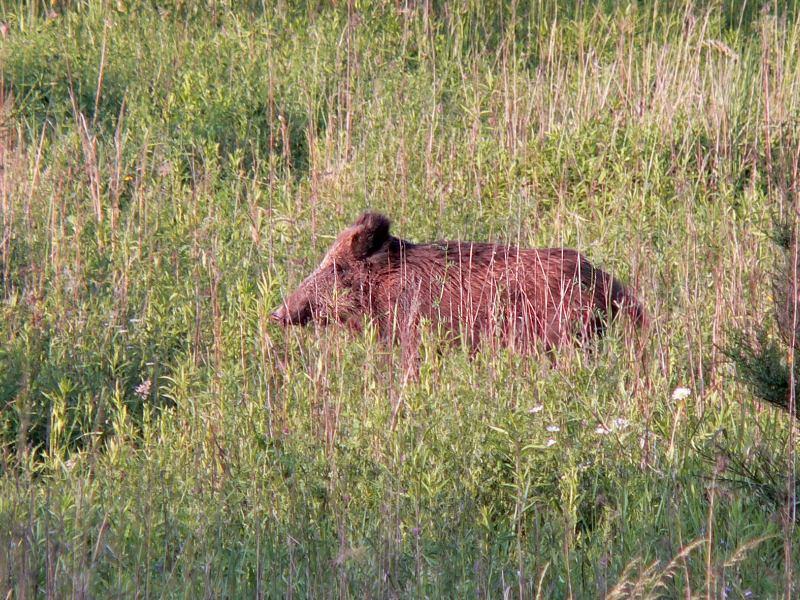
1,0 -> 800,596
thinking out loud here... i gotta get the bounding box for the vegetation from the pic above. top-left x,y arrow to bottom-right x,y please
1,0 -> 800,596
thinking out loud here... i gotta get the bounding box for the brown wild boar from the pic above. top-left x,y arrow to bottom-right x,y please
272,212 -> 645,365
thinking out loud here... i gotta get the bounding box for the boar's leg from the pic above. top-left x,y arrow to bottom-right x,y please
390,277 -> 425,382
401,333 -> 421,382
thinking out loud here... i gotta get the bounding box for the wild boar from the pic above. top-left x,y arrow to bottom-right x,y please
272,212 -> 645,364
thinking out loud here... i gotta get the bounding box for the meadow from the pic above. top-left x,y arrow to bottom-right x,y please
2,0 -> 800,597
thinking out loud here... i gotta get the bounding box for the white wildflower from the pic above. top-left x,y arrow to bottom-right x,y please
546,425 -> 560,433
671,387 -> 691,401
545,439 -> 557,447
595,426 -> 611,435
529,405 -> 544,414
612,418 -> 629,430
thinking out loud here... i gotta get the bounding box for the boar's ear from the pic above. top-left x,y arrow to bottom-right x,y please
350,212 -> 391,259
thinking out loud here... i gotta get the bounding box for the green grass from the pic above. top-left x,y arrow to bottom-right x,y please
2,0 -> 800,597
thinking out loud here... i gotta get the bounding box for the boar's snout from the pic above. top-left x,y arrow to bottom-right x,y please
270,301 -> 312,326
270,307 -> 286,324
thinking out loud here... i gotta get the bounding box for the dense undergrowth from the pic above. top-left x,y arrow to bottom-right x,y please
2,0 -> 800,597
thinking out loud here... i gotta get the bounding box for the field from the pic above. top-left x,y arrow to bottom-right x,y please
2,0 -> 800,597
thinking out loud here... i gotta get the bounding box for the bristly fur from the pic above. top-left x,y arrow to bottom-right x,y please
272,212 -> 646,363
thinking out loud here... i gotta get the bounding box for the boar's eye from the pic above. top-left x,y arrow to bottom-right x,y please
334,262 -> 348,275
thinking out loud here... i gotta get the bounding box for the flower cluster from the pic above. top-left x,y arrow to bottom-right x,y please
135,379 -> 152,400
671,386 -> 691,401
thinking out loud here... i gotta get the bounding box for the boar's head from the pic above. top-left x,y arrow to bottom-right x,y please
271,212 -> 391,326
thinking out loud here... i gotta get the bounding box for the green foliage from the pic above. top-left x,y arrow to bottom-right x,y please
2,0 -> 800,597
726,215 -> 800,417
